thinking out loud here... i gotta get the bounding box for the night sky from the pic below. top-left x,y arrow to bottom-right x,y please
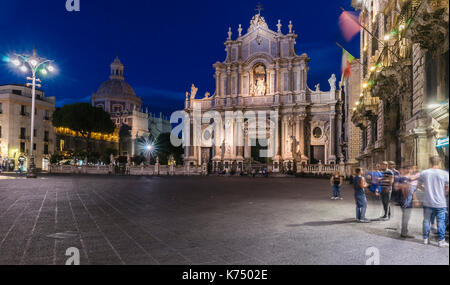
0,0 -> 359,116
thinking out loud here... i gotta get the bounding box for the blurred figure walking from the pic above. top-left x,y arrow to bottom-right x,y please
379,161 -> 395,220
419,156 -> 449,248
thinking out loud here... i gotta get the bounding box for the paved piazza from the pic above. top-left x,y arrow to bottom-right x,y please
0,174 -> 448,265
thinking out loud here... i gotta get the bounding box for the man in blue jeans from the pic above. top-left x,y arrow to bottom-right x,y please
418,156 -> 449,248
354,168 -> 370,223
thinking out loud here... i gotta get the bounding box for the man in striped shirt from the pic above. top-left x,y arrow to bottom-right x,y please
379,161 -> 395,220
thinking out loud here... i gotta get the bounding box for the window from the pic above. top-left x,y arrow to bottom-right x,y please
44,131 -> 49,142
371,120 -> 378,144
33,143 -> 36,151
44,110 -> 50,120
0,126 -> 2,138
313,127 -> 323,139
59,139 -> 65,151
34,129 -> 37,137
20,127 -> 26,139
20,105 -> 26,116
361,129 -> 368,151
44,144 -> 49,155
293,72 -> 298,91
283,73 -> 289,91
20,142 -> 25,153
0,103 -> 2,114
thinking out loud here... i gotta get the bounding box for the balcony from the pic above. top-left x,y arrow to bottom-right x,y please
360,96 -> 380,120
20,111 -> 30,117
19,135 -> 30,140
351,108 -> 368,129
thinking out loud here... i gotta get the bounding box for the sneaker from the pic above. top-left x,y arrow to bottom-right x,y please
438,240 -> 449,248
359,219 -> 371,223
331,197 -> 336,200
423,238 -> 429,245
339,197 -> 344,200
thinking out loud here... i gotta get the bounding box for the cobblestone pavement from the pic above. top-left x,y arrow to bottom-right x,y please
0,174 -> 448,265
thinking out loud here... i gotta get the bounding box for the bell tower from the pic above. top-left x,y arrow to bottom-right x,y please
110,56 -> 124,80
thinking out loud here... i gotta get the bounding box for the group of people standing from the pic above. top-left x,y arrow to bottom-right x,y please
332,156 -> 449,248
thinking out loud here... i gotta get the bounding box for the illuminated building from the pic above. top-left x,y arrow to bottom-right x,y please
0,84 -> 55,171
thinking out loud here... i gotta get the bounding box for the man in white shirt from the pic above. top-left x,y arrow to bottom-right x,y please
418,156 -> 449,248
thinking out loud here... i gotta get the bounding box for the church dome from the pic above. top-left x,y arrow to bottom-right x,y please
92,56 -> 141,104
96,78 -> 136,98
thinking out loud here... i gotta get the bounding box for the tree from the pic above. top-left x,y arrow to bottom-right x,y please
52,103 -> 115,152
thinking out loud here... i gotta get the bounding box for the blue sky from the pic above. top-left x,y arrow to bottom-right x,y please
0,0 -> 359,115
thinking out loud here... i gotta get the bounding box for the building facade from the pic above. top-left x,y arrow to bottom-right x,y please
183,12 -> 343,173
343,60 -> 362,167
0,84 -> 56,171
91,57 -> 150,156
350,0 -> 449,170
148,112 -> 172,138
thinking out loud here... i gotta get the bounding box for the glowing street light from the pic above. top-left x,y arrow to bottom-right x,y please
8,48 -> 56,178
146,144 -> 153,151
12,58 -> 21,66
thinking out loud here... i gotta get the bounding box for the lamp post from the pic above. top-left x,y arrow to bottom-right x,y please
145,144 -> 153,165
11,49 -> 56,178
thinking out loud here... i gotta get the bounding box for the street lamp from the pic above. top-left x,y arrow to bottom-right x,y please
145,144 -> 153,165
10,48 -> 56,178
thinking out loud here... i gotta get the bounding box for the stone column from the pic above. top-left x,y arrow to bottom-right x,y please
329,112 -> 336,163
299,117 -> 307,162
336,110 -> 343,161
281,116 -> 286,159
215,71 -> 221,97
295,115 -> 300,158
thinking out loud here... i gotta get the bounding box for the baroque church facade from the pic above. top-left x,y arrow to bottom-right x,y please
183,12 -> 343,172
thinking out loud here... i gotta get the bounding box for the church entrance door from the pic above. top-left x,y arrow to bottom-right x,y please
310,145 -> 324,164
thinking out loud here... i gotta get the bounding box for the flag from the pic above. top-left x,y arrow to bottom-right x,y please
342,48 -> 355,79
339,10 -> 361,41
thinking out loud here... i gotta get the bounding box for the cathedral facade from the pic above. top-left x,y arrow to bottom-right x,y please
183,13 -> 343,172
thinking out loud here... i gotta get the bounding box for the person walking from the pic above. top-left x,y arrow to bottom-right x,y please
419,156 -> 449,248
398,166 -> 416,239
379,161 -> 395,220
354,168 -> 370,223
368,164 -> 382,196
330,171 -> 343,200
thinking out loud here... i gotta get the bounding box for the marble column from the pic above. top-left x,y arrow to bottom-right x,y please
281,116 -> 286,159
336,111 -> 343,161
299,117 -> 307,161
295,115 -> 300,159
329,112 -> 336,162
